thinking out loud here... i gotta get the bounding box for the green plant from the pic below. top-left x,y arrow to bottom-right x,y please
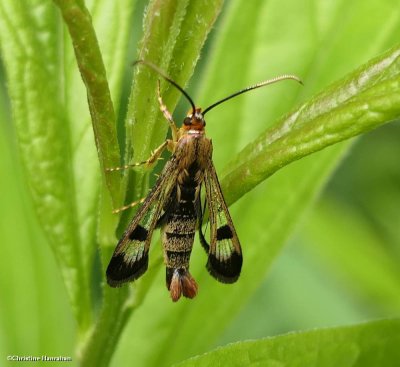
0,0 -> 399,366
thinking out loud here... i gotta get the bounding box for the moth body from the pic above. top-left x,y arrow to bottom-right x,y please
162,127 -> 212,301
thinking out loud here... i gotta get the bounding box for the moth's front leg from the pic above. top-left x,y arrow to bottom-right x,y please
106,139 -> 174,214
157,80 -> 178,142
111,197 -> 146,214
106,139 -> 173,172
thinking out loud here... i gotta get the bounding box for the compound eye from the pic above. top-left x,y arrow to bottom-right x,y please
183,117 -> 192,126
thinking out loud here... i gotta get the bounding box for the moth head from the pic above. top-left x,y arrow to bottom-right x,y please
183,107 -> 206,130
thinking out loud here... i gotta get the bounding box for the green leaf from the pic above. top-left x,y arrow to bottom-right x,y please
53,0 -> 122,205
175,319 -> 400,367
0,0 -> 92,330
56,0 -> 137,316
221,45 -> 400,206
0,98 -> 75,361
301,199 -> 400,313
61,0 -> 136,266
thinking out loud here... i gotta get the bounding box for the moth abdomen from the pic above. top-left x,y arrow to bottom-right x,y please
163,228 -> 195,268
162,173 -> 200,301
165,249 -> 192,268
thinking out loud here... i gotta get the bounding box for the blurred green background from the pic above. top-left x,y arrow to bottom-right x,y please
1,0 -> 400,366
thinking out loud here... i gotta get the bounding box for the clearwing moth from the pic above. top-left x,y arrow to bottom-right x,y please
106,61 -> 301,302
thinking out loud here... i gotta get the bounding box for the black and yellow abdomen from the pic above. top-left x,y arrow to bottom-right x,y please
162,163 -> 200,300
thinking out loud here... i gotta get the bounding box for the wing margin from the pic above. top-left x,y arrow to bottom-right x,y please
201,160 -> 242,283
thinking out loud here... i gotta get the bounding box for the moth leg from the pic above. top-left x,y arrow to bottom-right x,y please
106,139 -> 171,172
112,197 -> 146,214
157,80 -> 178,142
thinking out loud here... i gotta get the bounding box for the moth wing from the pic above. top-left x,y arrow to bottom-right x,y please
106,159 -> 178,287
202,161 -> 242,283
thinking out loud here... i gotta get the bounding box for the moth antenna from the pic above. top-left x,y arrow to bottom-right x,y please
202,74 -> 303,115
133,60 -> 197,114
